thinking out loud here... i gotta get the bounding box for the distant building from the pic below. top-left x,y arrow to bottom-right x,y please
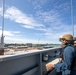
8,46 -> 15,49
26,43 -> 32,47
43,46 -> 53,49
16,46 -> 28,49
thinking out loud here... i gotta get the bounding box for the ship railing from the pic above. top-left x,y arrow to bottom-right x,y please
0,47 -> 62,75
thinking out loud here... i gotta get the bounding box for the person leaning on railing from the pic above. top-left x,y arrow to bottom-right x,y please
46,34 -> 76,75
70,40 -> 76,75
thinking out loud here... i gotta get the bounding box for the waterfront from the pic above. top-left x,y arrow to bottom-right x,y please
3,44 -> 60,55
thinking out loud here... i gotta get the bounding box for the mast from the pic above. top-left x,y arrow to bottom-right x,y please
0,0 -> 4,48
71,0 -> 74,37
0,0 -> 5,55
2,0 -> 4,36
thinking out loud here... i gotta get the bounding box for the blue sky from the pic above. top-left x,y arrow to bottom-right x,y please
0,0 -> 76,44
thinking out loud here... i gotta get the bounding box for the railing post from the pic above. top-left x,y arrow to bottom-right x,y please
0,48 -> 4,55
39,53 -> 43,75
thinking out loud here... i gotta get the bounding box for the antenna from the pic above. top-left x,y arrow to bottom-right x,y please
2,0 -> 4,35
0,0 -> 4,55
0,0 -> 4,48
71,0 -> 74,37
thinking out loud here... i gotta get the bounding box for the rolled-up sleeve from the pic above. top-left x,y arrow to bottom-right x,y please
64,46 -> 74,68
54,62 -> 64,72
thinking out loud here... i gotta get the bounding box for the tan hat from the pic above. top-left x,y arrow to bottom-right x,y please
62,34 -> 73,41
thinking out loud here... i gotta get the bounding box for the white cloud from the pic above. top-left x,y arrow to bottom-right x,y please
4,6 -> 73,41
29,0 -> 47,9
0,26 -> 2,29
0,30 -> 20,37
0,5 -> 71,33
36,10 -> 62,26
5,36 -> 51,44
55,2 -> 70,14
4,6 -> 44,29
12,31 -> 20,34
0,6 -> 2,15
0,2 -> 75,44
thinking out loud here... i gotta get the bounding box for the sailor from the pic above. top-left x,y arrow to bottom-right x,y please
70,40 -> 76,75
46,34 -> 75,75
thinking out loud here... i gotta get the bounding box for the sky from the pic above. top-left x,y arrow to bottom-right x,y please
0,0 -> 76,44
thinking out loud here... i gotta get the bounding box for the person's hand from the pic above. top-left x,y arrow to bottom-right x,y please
46,58 -> 60,71
46,63 -> 54,71
59,58 -> 62,62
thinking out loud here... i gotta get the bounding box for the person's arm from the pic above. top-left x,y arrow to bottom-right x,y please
46,58 -> 62,71
63,46 -> 74,69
